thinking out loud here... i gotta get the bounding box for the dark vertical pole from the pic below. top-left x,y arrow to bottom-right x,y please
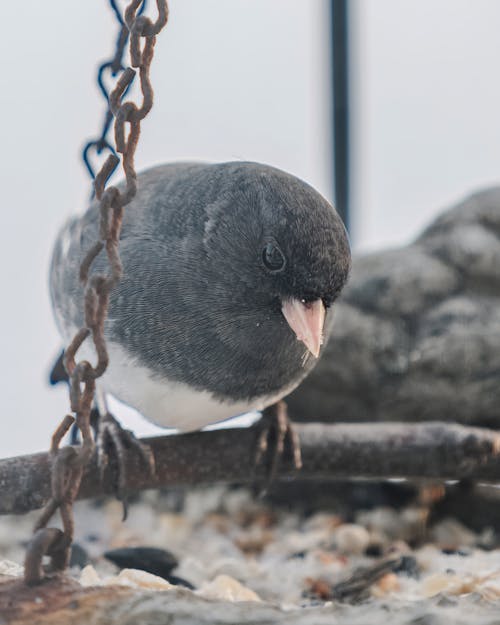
331,0 -> 350,232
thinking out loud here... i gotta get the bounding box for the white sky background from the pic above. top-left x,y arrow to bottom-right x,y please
351,0 -> 500,249
0,0 -> 499,457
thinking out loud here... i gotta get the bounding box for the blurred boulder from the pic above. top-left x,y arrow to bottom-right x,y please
287,188 -> 500,426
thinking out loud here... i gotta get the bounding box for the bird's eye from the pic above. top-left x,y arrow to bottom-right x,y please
262,241 -> 286,272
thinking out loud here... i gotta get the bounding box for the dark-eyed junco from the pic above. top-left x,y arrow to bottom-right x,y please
50,162 -> 350,432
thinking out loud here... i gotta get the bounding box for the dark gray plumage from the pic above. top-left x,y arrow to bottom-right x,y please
50,162 -> 350,430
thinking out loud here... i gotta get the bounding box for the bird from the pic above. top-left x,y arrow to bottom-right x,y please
49,161 -> 350,478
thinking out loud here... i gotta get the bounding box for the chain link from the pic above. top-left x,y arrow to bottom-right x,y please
24,0 -> 168,585
82,0 -> 149,182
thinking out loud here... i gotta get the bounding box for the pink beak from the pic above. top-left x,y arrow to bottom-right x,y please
281,298 -> 326,358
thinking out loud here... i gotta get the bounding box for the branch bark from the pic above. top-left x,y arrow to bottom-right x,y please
1,421 -> 500,516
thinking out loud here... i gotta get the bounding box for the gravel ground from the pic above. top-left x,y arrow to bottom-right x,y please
1,485 -> 500,623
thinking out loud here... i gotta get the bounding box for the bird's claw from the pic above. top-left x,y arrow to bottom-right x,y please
96,412 -> 155,520
253,400 -> 302,496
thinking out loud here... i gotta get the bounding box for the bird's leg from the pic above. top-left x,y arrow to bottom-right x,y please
253,400 -> 302,496
49,351 -> 155,518
94,388 -> 155,519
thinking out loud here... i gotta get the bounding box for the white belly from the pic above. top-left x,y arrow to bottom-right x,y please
81,341 -> 298,431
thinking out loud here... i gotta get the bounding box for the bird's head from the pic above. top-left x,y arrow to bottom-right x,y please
201,162 -> 351,361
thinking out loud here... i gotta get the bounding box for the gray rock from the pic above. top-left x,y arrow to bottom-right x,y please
288,187 -> 500,426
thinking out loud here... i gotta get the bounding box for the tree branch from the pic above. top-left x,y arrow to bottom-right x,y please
1,421 -> 500,516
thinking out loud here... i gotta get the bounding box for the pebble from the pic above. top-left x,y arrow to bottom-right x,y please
104,546 -> 178,580
80,564 -> 102,587
333,524 -> 370,555
80,564 -> 175,591
111,568 -> 176,591
371,572 -> 400,597
0,559 -> 23,578
430,518 -> 477,550
197,574 -> 262,602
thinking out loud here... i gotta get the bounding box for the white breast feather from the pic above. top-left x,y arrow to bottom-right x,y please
65,336 -> 299,431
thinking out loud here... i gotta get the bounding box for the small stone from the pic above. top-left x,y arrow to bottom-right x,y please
431,518 -> 477,550
197,574 -> 261,602
104,546 -> 178,580
316,550 -> 347,566
333,524 -> 370,555
303,513 -> 342,532
304,577 -> 331,601
107,568 -> 175,591
234,529 -> 274,555
477,527 -> 496,551
386,540 -> 412,556
0,560 -> 23,578
371,572 -> 400,597
80,564 -> 102,587
421,573 -> 461,597
356,508 -> 402,540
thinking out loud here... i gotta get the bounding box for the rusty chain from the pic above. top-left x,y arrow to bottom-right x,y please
24,0 -> 168,585
82,0 -> 148,184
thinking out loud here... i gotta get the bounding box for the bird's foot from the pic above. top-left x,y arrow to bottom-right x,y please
253,400 -> 302,496
96,412 -> 155,519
